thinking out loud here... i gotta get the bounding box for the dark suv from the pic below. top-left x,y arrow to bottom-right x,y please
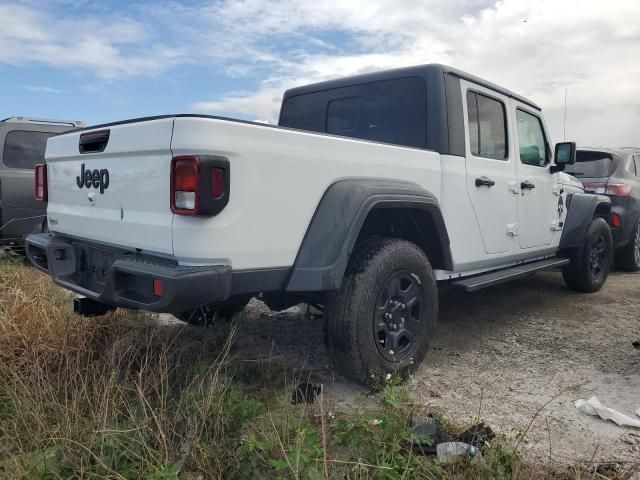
565,147 -> 640,271
0,117 -> 83,249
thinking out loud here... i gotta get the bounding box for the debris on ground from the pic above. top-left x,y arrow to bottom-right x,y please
574,396 -> 640,428
633,340 -> 640,349
409,415 -> 494,457
291,383 -> 322,404
436,442 -> 483,464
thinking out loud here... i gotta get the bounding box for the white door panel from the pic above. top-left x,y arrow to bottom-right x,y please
462,81 -> 518,255
512,107 -> 558,249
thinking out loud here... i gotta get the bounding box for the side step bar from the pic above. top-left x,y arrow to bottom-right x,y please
451,257 -> 570,292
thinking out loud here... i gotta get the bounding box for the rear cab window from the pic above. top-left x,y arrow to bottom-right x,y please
280,77 -> 427,148
3,130 -> 55,169
466,91 -> 508,160
564,151 -> 614,178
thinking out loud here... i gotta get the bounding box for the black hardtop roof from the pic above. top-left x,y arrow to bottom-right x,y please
282,63 -> 541,111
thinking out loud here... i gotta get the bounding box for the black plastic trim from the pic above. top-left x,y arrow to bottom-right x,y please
198,155 -> 231,216
231,267 -> 290,295
286,179 -> 452,292
79,129 -> 110,154
25,233 -> 231,313
560,193 -> 611,249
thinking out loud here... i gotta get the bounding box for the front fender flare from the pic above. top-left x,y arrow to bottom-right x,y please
560,193 -> 611,249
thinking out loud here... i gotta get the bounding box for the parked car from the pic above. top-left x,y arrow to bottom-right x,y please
0,117 -> 83,249
564,147 -> 640,271
26,64 -> 612,385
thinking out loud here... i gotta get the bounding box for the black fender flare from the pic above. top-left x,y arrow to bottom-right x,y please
286,178 -> 452,292
559,193 -> 611,249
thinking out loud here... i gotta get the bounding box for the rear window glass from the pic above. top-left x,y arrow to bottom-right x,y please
280,77 -> 427,148
3,130 -> 55,169
564,151 -> 613,178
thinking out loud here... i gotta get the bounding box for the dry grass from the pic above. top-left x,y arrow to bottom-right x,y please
0,258 -> 636,479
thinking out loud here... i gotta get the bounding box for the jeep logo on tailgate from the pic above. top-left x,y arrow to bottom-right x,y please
76,163 -> 109,193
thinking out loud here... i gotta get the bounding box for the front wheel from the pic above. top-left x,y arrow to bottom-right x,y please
562,217 -> 612,292
325,238 -> 437,386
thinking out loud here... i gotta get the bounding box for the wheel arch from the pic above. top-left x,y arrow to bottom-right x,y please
560,193 -> 611,250
286,179 -> 452,292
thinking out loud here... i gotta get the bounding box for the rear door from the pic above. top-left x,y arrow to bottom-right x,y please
0,127 -> 58,241
463,81 -> 518,254
511,105 -> 557,249
45,118 -> 175,254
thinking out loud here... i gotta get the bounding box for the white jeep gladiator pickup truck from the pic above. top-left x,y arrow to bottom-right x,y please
27,64 -> 612,385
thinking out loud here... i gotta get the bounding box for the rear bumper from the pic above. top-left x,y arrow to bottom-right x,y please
25,233 -> 231,313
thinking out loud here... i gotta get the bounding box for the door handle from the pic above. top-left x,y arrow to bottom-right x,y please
475,176 -> 495,187
521,180 -> 536,190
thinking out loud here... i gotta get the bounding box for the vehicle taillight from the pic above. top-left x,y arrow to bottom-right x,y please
211,167 -> 225,199
35,163 -> 47,202
171,156 -> 200,214
583,182 -> 631,197
605,183 -> 631,197
611,213 -> 622,228
170,156 -> 230,216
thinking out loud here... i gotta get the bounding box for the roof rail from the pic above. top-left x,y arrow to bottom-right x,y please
0,116 -> 84,128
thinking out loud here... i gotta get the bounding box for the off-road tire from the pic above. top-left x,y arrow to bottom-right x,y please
325,237 -> 437,386
562,217 -> 612,292
174,297 -> 250,327
614,220 -> 640,272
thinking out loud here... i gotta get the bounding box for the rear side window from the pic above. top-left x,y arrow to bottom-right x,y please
466,91 -> 507,160
280,77 -> 427,148
515,109 -> 549,167
564,151 -> 613,178
3,130 -> 55,169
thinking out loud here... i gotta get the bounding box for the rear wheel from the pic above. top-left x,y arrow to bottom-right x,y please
562,217 -> 612,292
174,297 -> 250,326
614,220 -> 640,272
325,238 -> 437,386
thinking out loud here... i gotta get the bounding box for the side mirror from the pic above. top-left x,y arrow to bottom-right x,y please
552,142 -> 576,172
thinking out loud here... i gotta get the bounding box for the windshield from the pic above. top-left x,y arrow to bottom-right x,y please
564,150 -> 613,178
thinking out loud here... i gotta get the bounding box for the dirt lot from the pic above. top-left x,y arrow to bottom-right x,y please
223,270 -> 640,466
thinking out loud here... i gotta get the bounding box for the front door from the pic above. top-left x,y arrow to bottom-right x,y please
512,106 -> 557,249
463,83 -> 518,254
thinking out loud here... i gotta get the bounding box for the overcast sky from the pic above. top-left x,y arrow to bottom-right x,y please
1,0 -> 638,147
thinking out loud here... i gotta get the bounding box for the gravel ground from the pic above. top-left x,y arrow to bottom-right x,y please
221,270 -> 640,466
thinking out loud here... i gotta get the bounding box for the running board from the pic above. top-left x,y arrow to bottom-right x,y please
451,257 -> 570,292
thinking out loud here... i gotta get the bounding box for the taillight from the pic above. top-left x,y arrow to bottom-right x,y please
605,183 -> 631,197
171,156 -> 200,214
611,213 -> 622,228
170,155 -> 230,215
211,167 -> 225,199
583,182 -> 631,197
35,163 -> 47,202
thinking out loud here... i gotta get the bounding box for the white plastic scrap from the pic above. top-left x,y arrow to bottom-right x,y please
574,396 -> 640,428
436,442 -> 483,464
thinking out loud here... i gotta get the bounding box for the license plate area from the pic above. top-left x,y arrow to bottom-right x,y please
73,244 -> 117,293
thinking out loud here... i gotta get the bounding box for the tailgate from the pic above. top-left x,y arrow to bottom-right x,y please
45,118 -> 175,254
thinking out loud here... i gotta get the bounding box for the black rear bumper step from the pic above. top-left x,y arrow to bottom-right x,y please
452,257 -> 570,292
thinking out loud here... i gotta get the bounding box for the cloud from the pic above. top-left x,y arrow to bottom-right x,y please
19,85 -> 66,94
1,0 -> 638,145
0,3 -> 186,78
188,0 -> 640,145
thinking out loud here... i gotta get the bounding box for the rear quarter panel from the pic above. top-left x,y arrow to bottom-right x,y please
170,118 -> 443,269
